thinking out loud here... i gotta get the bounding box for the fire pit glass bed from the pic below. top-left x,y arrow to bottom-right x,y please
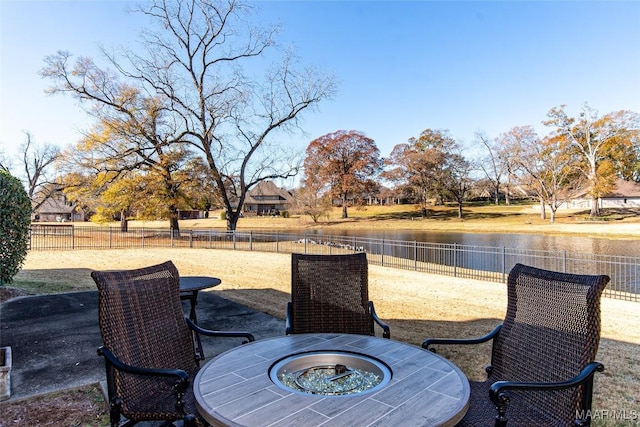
269,350 -> 391,396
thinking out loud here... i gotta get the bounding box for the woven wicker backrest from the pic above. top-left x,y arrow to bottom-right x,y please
290,252 -> 373,335
92,261 -> 199,414
490,263 -> 609,420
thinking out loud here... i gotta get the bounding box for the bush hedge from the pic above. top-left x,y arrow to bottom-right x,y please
0,171 -> 31,284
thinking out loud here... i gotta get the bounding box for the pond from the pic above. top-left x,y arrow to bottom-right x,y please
296,229 -> 640,258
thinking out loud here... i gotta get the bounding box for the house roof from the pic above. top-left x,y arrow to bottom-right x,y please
569,179 -> 640,199
35,197 -> 76,214
244,181 -> 293,204
606,179 -> 640,198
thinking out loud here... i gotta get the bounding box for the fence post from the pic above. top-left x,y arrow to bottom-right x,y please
170,228 -> 173,248
71,225 -> 75,250
304,233 -> 307,253
250,231 -> 253,251
414,241 -> 418,271
189,230 -> 193,248
209,229 -> 212,249
502,246 -> 506,282
276,232 -> 279,253
453,243 -> 457,277
233,231 -> 236,250
381,239 -> 385,266
109,228 -> 112,249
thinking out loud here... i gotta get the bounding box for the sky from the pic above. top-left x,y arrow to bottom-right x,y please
1,0 -> 639,170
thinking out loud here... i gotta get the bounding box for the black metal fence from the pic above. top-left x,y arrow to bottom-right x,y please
28,225 -> 639,302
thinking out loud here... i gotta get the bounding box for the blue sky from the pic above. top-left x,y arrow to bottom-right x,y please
1,0 -> 639,167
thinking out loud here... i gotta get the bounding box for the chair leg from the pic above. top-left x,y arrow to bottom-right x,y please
494,394 -> 509,427
183,414 -> 197,427
109,397 -> 123,427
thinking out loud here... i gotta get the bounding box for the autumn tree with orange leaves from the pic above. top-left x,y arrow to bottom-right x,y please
544,104 -> 639,217
303,130 -> 382,219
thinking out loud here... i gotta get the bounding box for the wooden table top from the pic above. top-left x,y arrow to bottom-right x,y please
194,333 -> 469,427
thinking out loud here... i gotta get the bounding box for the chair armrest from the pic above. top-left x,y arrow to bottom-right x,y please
97,346 -> 189,387
186,317 -> 255,342
489,362 -> 605,404
489,362 -> 605,427
369,301 -> 391,339
422,324 -> 502,350
285,302 -> 293,335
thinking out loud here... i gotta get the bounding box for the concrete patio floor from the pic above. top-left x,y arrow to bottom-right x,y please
0,290 -> 284,402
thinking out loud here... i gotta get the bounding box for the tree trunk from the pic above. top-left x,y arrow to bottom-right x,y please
549,207 -> 556,224
457,201 -> 463,219
120,211 -> 128,233
539,197 -> 546,220
227,209 -> 240,231
505,177 -> 511,206
169,216 -> 180,235
341,195 -> 348,218
590,195 -> 600,217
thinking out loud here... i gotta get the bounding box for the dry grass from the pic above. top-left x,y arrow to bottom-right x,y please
0,383 -> 108,426
5,247 -> 639,426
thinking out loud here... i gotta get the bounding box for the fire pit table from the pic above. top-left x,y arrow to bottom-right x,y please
194,333 -> 469,426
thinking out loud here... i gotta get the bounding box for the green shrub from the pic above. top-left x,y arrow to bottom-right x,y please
0,171 -> 31,284
220,210 -> 227,220
280,210 -> 290,218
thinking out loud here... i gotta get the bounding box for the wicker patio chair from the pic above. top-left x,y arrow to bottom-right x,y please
285,252 -> 390,338
92,260 -> 255,427
423,263 -> 610,427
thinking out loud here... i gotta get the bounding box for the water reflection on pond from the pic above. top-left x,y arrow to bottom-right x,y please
292,229 -> 640,258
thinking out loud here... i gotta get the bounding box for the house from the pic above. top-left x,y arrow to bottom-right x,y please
242,181 -> 294,215
178,209 -> 205,220
568,179 -> 640,209
33,195 -> 86,222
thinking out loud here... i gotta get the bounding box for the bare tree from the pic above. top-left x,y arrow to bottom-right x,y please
42,0 -> 335,231
129,0 -> 336,230
497,126 -> 545,217
475,131 -> 506,205
294,184 -> 332,223
0,148 -> 11,172
16,132 -> 61,212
